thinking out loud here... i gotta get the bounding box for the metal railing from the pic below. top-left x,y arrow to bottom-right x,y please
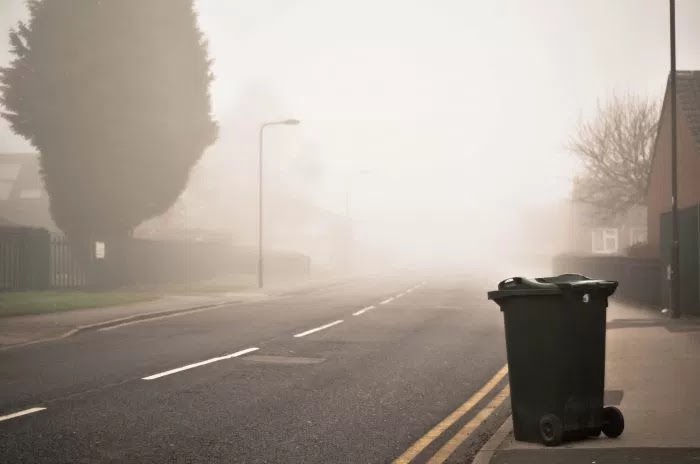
50,235 -> 88,289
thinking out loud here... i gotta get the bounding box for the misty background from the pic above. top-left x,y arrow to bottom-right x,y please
2,0 -> 700,275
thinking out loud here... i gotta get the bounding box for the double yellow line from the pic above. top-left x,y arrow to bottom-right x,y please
393,365 -> 509,464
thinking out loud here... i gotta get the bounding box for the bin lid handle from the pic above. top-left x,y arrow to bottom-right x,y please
497,276 -> 558,290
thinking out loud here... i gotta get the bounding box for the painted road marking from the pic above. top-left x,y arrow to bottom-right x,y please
0,407 -> 46,423
293,320 -> 344,338
392,364 -> 508,464
142,347 -> 259,380
427,386 -> 510,464
379,297 -> 395,305
406,283 -> 424,293
396,293 -> 406,298
353,305 -> 376,316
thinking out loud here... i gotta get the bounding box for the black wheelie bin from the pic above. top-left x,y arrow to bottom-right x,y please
488,274 -> 624,446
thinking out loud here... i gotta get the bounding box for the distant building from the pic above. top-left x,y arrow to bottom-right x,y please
566,202 -> 647,256
0,153 -> 57,231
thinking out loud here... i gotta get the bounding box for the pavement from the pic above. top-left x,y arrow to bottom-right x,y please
0,293 -> 272,349
0,274 -> 513,463
477,301 -> 700,464
0,276 -> 354,349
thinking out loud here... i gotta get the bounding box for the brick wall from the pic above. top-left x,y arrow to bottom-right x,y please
648,92 -> 700,253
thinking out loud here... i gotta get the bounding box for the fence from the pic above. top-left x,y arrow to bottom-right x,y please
110,241 -> 311,287
0,227 -> 50,291
50,236 -> 90,289
552,254 -> 662,307
0,227 -> 311,291
0,232 -> 22,290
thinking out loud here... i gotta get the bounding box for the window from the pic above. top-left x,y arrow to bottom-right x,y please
629,227 -> 647,246
592,228 -> 618,254
95,241 -> 106,259
0,181 -> 12,200
0,164 -> 20,181
19,189 -> 42,199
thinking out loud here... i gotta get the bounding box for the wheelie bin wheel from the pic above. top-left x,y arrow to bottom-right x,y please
538,414 -> 563,446
601,406 -> 624,438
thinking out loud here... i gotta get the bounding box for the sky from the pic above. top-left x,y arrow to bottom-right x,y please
2,0 -> 700,269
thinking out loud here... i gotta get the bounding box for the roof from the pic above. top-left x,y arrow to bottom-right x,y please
653,71 -> 700,162
648,71 -> 700,200
0,153 -> 44,199
0,153 -> 55,230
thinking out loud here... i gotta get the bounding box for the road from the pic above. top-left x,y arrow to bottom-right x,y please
0,276 -> 510,463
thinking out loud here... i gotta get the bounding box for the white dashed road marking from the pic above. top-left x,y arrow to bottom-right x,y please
293,320 -> 344,338
352,305 -> 376,316
142,347 -> 259,380
379,297 -> 395,305
0,407 -> 46,423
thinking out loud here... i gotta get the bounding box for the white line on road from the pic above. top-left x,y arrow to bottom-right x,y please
0,407 -> 46,423
396,293 -> 406,298
379,297 -> 395,305
142,347 -> 259,380
293,320 -> 344,338
352,305 -> 376,316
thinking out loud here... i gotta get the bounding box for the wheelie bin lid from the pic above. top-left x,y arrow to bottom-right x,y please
487,273 -> 618,302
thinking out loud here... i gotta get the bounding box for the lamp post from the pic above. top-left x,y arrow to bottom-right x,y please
258,118 -> 300,289
669,0 -> 681,318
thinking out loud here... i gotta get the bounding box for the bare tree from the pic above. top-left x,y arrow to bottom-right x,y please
569,94 -> 660,219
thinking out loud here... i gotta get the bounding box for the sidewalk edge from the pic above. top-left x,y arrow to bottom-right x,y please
0,299 -> 244,351
472,415 -> 513,464
0,277 -> 355,351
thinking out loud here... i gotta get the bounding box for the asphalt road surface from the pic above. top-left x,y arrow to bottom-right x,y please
0,276 -> 510,463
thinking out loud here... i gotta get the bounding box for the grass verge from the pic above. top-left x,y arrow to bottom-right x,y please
0,292 -> 157,317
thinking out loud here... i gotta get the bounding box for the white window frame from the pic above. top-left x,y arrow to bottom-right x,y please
0,164 -> 21,181
0,181 -> 12,200
592,228 -> 619,254
629,227 -> 647,246
19,189 -> 42,200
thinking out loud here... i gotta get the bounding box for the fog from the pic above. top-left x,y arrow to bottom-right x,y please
3,0 -> 700,278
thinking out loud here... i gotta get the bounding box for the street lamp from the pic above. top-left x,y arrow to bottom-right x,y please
258,118 -> 301,289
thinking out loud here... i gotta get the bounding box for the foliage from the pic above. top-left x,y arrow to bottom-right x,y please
0,0 -> 218,240
569,94 -> 659,219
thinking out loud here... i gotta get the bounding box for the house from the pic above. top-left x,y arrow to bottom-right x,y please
0,153 -> 57,231
137,161 -> 351,274
565,201 -> 647,256
648,71 -> 700,252
647,70 -> 700,314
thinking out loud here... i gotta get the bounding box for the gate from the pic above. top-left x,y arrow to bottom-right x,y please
0,227 -> 51,291
50,236 -> 89,289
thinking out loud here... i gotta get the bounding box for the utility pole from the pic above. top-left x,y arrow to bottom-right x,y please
670,0 -> 681,318
257,119 -> 300,289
